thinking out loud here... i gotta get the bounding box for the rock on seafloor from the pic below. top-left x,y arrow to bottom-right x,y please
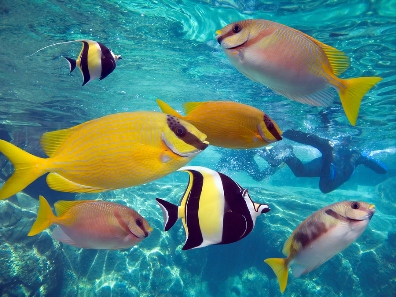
0,182 -> 395,297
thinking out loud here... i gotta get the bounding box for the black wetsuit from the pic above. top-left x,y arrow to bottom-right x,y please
281,130 -> 387,193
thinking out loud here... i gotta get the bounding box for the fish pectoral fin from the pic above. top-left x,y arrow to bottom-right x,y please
52,227 -> 86,248
46,173 -> 107,193
221,212 -> 249,243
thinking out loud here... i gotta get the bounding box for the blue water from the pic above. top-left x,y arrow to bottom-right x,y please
0,0 -> 395,296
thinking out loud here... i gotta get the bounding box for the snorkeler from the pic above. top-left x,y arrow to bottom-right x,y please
216,148 -> 278,181
259,130 -> 387,193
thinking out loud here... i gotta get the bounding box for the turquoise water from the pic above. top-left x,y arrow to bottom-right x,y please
0,0 -> 395,296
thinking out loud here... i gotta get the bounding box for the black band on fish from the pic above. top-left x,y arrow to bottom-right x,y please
80,41 -> 91,86
325,209 -> 350,222
166,115 -> 208,150
216,25 -> 240,45
98,42 -> 116,80
264,114 -> 282,141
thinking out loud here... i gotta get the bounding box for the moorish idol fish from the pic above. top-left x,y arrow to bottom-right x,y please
29,196 -> 152,250
156,166 -> 270,250
216,19 -> 382,126
28,39 -> 122,86
156,99 -> 282,149
0,112 -> 208,200
265,201 -> 375,293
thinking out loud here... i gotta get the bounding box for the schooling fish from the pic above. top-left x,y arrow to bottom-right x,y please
28,40 -> 122,86
264,201 -> 375,293
216,19 -> 382,126
28,196 -> 152,249
156,166 -> 270,250
0,112 -> 208,200
156,99 -> 282,149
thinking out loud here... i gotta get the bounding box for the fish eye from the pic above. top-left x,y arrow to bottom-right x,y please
351,202 -> 360,209
174,125 -> 186,137
135,218 -> 143,226
233,24 -> 242,33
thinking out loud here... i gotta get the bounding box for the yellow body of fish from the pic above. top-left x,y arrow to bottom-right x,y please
216,19 -> 382,126
156,99 -> 282,149
28,196 -> 152,250
264,201 -> 375,292
0,112 -> 208,200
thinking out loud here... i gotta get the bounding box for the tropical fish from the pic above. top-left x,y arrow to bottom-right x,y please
264,201 -> 375,293
0,112 -> 208,200
28,39 -> 122,86
156,166 -> 270,250
216,19 -> 382,126
28,196 -> 152,249
156,99 -> 282,149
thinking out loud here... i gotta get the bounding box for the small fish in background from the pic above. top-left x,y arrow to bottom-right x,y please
0,112 -> 208,200
156,99 -> 282,149
28,196 -> 152,249
156,166 -> 270,250
264,201 -> 375,293
28,40 -> 122,86
216,19 -> 382,126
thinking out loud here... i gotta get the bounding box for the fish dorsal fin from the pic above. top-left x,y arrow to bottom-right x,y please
282,236 -> 293,256
40,126 -> 80,157
54,199 -> 91,217
183,102 -> 204,115
156,99 -> 182,117
303,34 -> 350,76
26,40 -> 95,58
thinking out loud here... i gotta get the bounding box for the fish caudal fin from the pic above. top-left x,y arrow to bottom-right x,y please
264,258 -> 289,293
339,76 -> 382,126
64,57 -> 77,73
156,198 -> 179,231
28,196 -> 57,236
156,99 -> 182,117
0,140 -> 47,200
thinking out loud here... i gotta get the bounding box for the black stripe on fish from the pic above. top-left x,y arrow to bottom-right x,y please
80,41 -> 91,86
182,170 -> 204,250
293,220 -> 327,248
97,42 -> 116,80
264,114 -> 282,141
219,172 -> 253,243
166,115 -> 208,151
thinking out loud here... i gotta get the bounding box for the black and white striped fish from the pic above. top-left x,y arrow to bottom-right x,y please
28,39 -> 121,86
156,166 -> 270,250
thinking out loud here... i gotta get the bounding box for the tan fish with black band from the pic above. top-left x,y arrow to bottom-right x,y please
265,201 -> 375,293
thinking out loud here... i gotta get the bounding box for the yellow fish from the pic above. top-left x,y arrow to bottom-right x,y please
156,99 -> 282,149
28,40 -> 122,86
216,19 -> 382,126
29,196 -> 152,250
264,201 -> 375,293
0,112 -> 208,200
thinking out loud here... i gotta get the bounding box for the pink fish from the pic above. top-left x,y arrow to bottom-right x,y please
28,196 -> 152,249
216,19 -> 382,126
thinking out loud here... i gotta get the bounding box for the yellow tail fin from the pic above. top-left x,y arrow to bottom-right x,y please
339,76 -> 382,126
0,140 -> 48,200
156,99 -> 183,118
28,196 -> 57,236
264,257 -> 289,293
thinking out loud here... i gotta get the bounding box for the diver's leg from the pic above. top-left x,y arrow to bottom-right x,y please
357,155 -> 387,174
285,157 -> 322,177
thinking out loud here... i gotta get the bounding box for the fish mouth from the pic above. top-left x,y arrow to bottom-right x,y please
162,132 -> 206,158
226,40 -> 248,50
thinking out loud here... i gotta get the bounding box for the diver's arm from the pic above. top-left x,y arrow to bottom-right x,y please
282,130 -> 331,153
357,156 -> 388,174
